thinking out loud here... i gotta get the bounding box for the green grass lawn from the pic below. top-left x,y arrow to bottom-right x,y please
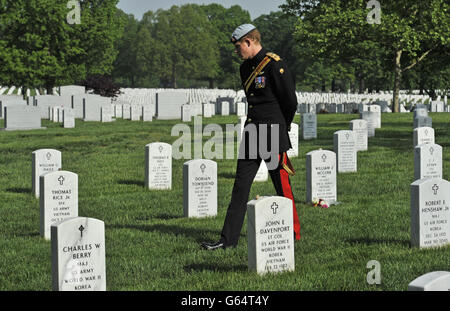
0,112 -> 449,291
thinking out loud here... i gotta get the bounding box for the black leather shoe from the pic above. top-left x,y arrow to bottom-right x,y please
201,241 -> 226,251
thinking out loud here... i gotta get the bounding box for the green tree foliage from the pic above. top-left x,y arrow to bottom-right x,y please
0,0 -> 123,95
282,0 -> 450,111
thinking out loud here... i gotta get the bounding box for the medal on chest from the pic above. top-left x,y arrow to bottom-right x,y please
255,76 -> 266,89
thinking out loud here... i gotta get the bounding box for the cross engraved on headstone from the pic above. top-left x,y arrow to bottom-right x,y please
200,163 -> 206,174
322,154 -> 327,163
429,147 -> 434,155
425,129 -> 428,136
271,202 -> 279,215
58,176 -> 65,186
46,152 -> 52,160
159,145 -> 163,153
432,184 -> 439,195
79,225 -> 85,238
345,133 -> 350,140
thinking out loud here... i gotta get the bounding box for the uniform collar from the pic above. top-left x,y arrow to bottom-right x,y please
248,47 -> 267,66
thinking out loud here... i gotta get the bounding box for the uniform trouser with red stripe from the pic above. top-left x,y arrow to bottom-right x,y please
220,153 -> 301,247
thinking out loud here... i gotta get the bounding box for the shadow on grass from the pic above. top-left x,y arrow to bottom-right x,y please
6,187 -> 31,194
117,179 -> 145,187
184,262 -> 247,273
108,223 -> 221,243
218,172 -> 236,179
346,237 -> 410,247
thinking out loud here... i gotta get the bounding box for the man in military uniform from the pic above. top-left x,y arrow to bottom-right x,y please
201,24 -> 301,250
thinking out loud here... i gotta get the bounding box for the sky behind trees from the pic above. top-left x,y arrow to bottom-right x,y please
116,0 -> 285,20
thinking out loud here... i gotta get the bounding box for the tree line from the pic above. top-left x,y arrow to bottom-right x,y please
0,1 -> 448,111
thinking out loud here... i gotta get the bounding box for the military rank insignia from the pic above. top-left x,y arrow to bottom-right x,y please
255,76 -> 266,89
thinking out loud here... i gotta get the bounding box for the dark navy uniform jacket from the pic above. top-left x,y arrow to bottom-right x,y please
240,47 -> 298,159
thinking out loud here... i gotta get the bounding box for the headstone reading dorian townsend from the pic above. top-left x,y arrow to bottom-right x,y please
247,196 -> 295,275
51,217 -> 106,291
183,159 -> 217,218
410,178 -> 450,248
145,142 -> 172,190
32,149 -> 62,198
40,171 -> 78,240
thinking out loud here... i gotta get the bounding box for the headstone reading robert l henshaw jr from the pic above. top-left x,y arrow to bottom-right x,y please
247,196 -> 295,276
51,217 -> 106,291
410,178 -> 450,248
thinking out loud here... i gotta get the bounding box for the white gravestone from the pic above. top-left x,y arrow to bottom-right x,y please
360,111 -> 376,137
142,106 -> 152,122
254,161 -> 269,182
145,143 -> 172,190
368,105 -> 381,128
413,127 -> 435,147
32,149 -> 62,198
63,108 -> 75,128
122,104 -> 131,119
101,106 -> 113,123
301,113 -> 317,140
414,116 -> 432,129
236,102 -> 246,117
414,144 -> 442,181
408,271 -> 450,291
350,119 -> 368,151
3,106 -> 43,131
51,217 -> 106,291
130,106 -> 140,121
114,104 -> 123,118
410,178 -> 450,248
287,123 -> 299,158
202,103 -> 212,118
183,159 -> 217,218
306,150 -> 337,204
333,130 -> 357,173
247,196 -> 295,275
181,105 -> 191,122
40,171 -> 78,240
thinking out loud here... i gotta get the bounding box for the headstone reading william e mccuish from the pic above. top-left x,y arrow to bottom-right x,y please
51,217 -> 106,291
306,149 -> 337,204
300,113 -> 317,140
247,196 -> 295,275
350,119 -> 368,151
408,271 -> 450,291
40,171 -> 78,240
333,130 -> 357,173
183,159 -> 217,218
410,178 -> 450,248
414,144 -> 442,181
145,142 -> 172,190
32,149 -> 62,198
413,127 -> 435,147
63,108 -> 75,128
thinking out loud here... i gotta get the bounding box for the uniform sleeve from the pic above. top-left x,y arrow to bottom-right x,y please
270,60 -> 298,127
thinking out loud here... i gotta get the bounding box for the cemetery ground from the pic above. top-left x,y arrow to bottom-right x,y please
0,113 -> 449,291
